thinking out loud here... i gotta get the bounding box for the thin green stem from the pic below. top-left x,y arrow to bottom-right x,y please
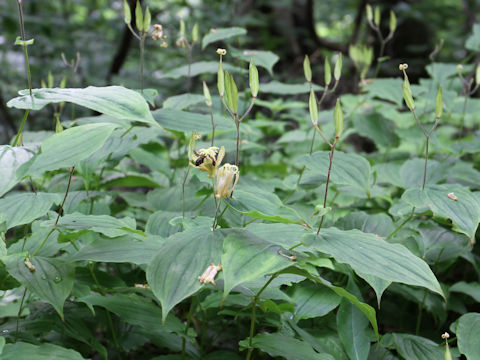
212,198 -> 222,230
385,210 -> 414,240
15,288 -> 28,341
209,106 -> 215,146
235,119 -> 240,166
12,109 -> 30,146
317,137 -> 338,234
246,274 -> 278,360
181,297 -> 196,357
32,228 -> 55,257
17,0 -> 32,95
309,130 -> 317,155
140,34 -> 145,93
182,167 -> 191,218
422,136 -> 429,190
415,290 -> 428,335
55,166 -> 75,225
239,98 -> 255,123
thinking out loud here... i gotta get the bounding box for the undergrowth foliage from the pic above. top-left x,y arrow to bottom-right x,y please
1,2 -> 480,360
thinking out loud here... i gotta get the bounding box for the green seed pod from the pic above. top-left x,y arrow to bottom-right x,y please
334,98 -> 343,137
123,0 -> 131,24
324,57 -> 332,86
444,344 -> 452,360
374,6 -> 381,27
402,75 -> 415,111
59,76 -> 67,89
47,71 -> 53,88
143,7 -> 151,32
55,118 -> 63,133
334,53 -> 342,81
217,60 -> 225,97
224,72 -> 239,114
203,81 -> 212,107
389,10 -> 397,33
249,60 -> 259,98
366,4 -> 373,23
135,0 -> 143,31
192,23 -> 199,43
309,88 -> 318,126
180,19 -> 186,35
303,55 -> 312,82
435,86 -> 443,119
476,63 -> 480,85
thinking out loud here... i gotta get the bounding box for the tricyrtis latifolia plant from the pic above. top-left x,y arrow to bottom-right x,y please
365,3 -> 397,77
123,0 -> 157,92
400,63 -> 443,190
216,49 -> 259,166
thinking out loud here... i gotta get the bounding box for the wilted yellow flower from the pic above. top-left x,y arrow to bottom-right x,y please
198,264 -> 222,285
399,63 -> 408,71
216,48 -> 227,56
190,146 -> 225,178
24,257 -> 35,272
215,163 -> 239,198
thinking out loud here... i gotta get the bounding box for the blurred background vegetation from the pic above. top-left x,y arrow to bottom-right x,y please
1,0 -> 478,143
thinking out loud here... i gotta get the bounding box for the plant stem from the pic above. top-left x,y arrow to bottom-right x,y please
212,198 -> 222,230
55,166 -> 75,225
140,34 -> 145,93
182,167 -> 191,218
422,136 -> 429,190
17,0 -> 32,96
186,44 -> 193,92
317,137 -> 338,234
415,290 -> 428,335
309,130 -> 317,155
12,109 -> 30,146
32,228 -> 55,257
246,274 -> 278,360
15,288 -> 27,341
235,118 -> 240,166
181,297 -> 196,357
209,106 -> 215,146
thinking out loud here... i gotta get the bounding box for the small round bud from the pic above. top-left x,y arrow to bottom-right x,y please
457,64 -> 463,72
399,63 -> 408,71
216,48 -> 227,56
441,332 -> 450,340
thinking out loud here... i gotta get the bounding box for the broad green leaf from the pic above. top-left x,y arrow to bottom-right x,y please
261,81 -> 323,95
7,86 -> 157,126
303,228 -> 444,298
466,23 -> 480,51
246,223 -> 310,250
456,313 -> 480,359
3,254 -> 74,320
0,192 -> 61,230
163,93 -> 205,110
399,159 -> 449,188
239,332 -> 334,360
449,282 -> 480,302
161,61 -> 246,79
0,342 -> 86,360
299,151 -> 371,195
351,113 -> 399,149
71,235 -> 163,264
18,123 -> 117,176
153,108 -> 235,133
147,227 -> 225,323
79,293 -> 185,334
42,213 -> 138,238
364,78 -> 403,105
224,189 -> 304,224
202,27 -> 247,49
288,281 -> 340,320
402,184 -> 480,244
231,47 -> 279,75
337,298 -> 370,360
383,333 -> 444,360
335,211 -> 394,237
221,229 -> 293,298
0,145 -> 37,197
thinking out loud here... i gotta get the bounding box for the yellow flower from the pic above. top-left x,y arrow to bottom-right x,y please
215,163 -> 239,198
198,264 -> 222,285
190,146 -> 225,178
216,48 -> 227,55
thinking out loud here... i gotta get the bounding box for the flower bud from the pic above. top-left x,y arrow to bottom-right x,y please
217,59 -> 225,97
374,6 -> 381,27
135,0 -> 143,31
24,257 -> 35,272
216,48 -> 227,56
309,88 -> 318,126
303,55 -> 312,82
324,57 -> 331,86
389,10 -> 397,33
249,60 -> 259,98
476,63 -> 480,85
203,81 -> 212,107
198,264 -> 222,285
334,98 -> 344,137
334,53 -> 342,81
215,163 -> 239,198
457,64 -> 463,72
366,4 -> 373,23
143,7 -> 151,31
123,0 -> 131,24
192,23 -> 199,43
399,63 -> 408,71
